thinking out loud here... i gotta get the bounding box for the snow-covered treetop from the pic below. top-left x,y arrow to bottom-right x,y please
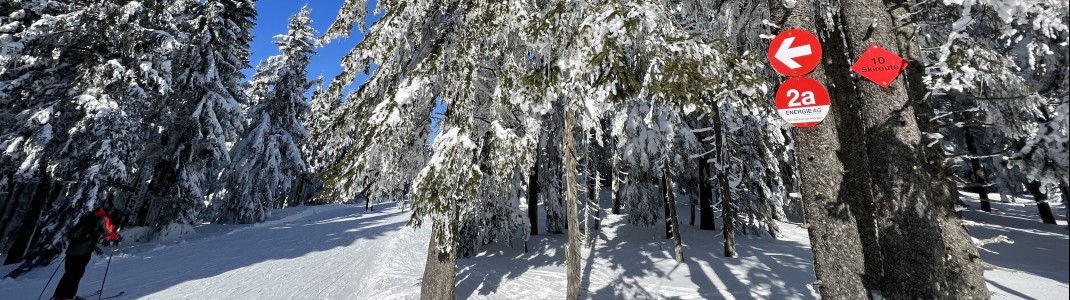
314,1 -> 769,236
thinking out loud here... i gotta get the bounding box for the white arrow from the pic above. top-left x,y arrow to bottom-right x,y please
774,37 -> 812,69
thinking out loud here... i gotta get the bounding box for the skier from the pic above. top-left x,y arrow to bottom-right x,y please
51,207 -> 122,300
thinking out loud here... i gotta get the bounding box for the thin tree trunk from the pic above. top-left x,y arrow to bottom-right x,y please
689,183 -> 696,227
585,153 -> 596,233
529,157 -> 540,236
1059,181 -> 1070,224
591,171 -> 601,231
664,173 -> 672,240
719,177 -> 735,258
964,127 -> 992,212
545,147 -> 565,234
831,1 -> 990,298
563,110 -> 582,300
3,173 -> 50,265
713,105 -> 736,258
663,161 -> 684,262
611,160 -> 621,215
767,1 -> 870,298
0,183 -> 26,250
0,182 -> 18,234
698,154 -> 716,230
1026,181 -> 1057,224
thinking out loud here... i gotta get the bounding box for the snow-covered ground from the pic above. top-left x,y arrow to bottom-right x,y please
0,193 -> 1065,299
959,192 -> 1069,300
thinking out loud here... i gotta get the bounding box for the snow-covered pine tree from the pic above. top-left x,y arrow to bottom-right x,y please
1,0 -> 179,275
671,0 -> 798,238
537,106 -> 567,234
533,0 -> 772,285
143,0 -> 254,230
920,0 -> 1068,222
303,76 -> 336,175
610,101 -> 699,233
215,6 -> 313,224
316,1 -> 763,298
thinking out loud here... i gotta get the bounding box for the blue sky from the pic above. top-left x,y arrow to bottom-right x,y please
247,0 -> 360,84
250,1 -> 446,143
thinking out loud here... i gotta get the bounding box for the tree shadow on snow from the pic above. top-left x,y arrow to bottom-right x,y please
985,279 -> 1043,300
683,232 -> 817,299
962,200 -> 1070,284
454,235 -> 567,299
72,204 -> 409,299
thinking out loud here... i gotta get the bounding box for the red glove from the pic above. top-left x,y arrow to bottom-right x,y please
102,215 -> 120,241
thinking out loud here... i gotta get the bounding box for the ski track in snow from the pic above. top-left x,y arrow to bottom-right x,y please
0,193 -> 1065,299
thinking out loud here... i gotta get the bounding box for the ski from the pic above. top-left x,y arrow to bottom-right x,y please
99,291 -> 125,299
78,290 -> 123,300
79,289 -> 102,298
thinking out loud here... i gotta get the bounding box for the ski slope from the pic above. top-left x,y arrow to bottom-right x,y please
0,195 -> 1066,299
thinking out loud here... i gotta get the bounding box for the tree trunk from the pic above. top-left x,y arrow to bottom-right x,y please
591,171 -> 601,231
964,127 -> 992,212
0,183 -> 27,253
563,110 -> 582,300
611,159 -> 621,215
768,1 -> 870,298
1060,181 -> 1070,223
0,182 -> 18,234
1026,181 -> 1057,224
664,173 -> 672,240
892,2 -> 989,298
689,185 -> 696,227
529,157 -> 540,236
663,161 -> 684,262
420,224 -> 457,300
713,105 -> 736,258
830,1 -> 990,298
698,154 -> 716,230
3,173 -> 51,265
587,158 -> 598,231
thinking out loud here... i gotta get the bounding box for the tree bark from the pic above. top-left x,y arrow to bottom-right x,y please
1026,181 -> 1057,224
964,127 -> 992,211
0,182 -> 26,253
1060,181 -> 1070,222
529,156 -> 540,236
698,154 -> 716,230
891,1 -> 989,298
663,161 -> 685,262
563,110 -> 582,300
713,105 -> 736,258
611,158 -> 621,215
830,1 -> 990,298
587,156 -> 599,231
420,224 -> 457,300
767,1 -> 870,298
3,171 -> 52,266
664,173 -> 672,240
689,188 -> 696,226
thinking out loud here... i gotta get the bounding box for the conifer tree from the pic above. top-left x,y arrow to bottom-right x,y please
1,0 -> 180,275
149,0 -> 255,228
216,6 -> 313,224
316,1 -> 764,298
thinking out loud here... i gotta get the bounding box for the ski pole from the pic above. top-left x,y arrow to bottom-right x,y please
37,260 -> 62,300
98,253 -> 113,300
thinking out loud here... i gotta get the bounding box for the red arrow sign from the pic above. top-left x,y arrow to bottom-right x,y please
768,29 -> 823,77
776,77 -> 830,128
851,44 -> 907,88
